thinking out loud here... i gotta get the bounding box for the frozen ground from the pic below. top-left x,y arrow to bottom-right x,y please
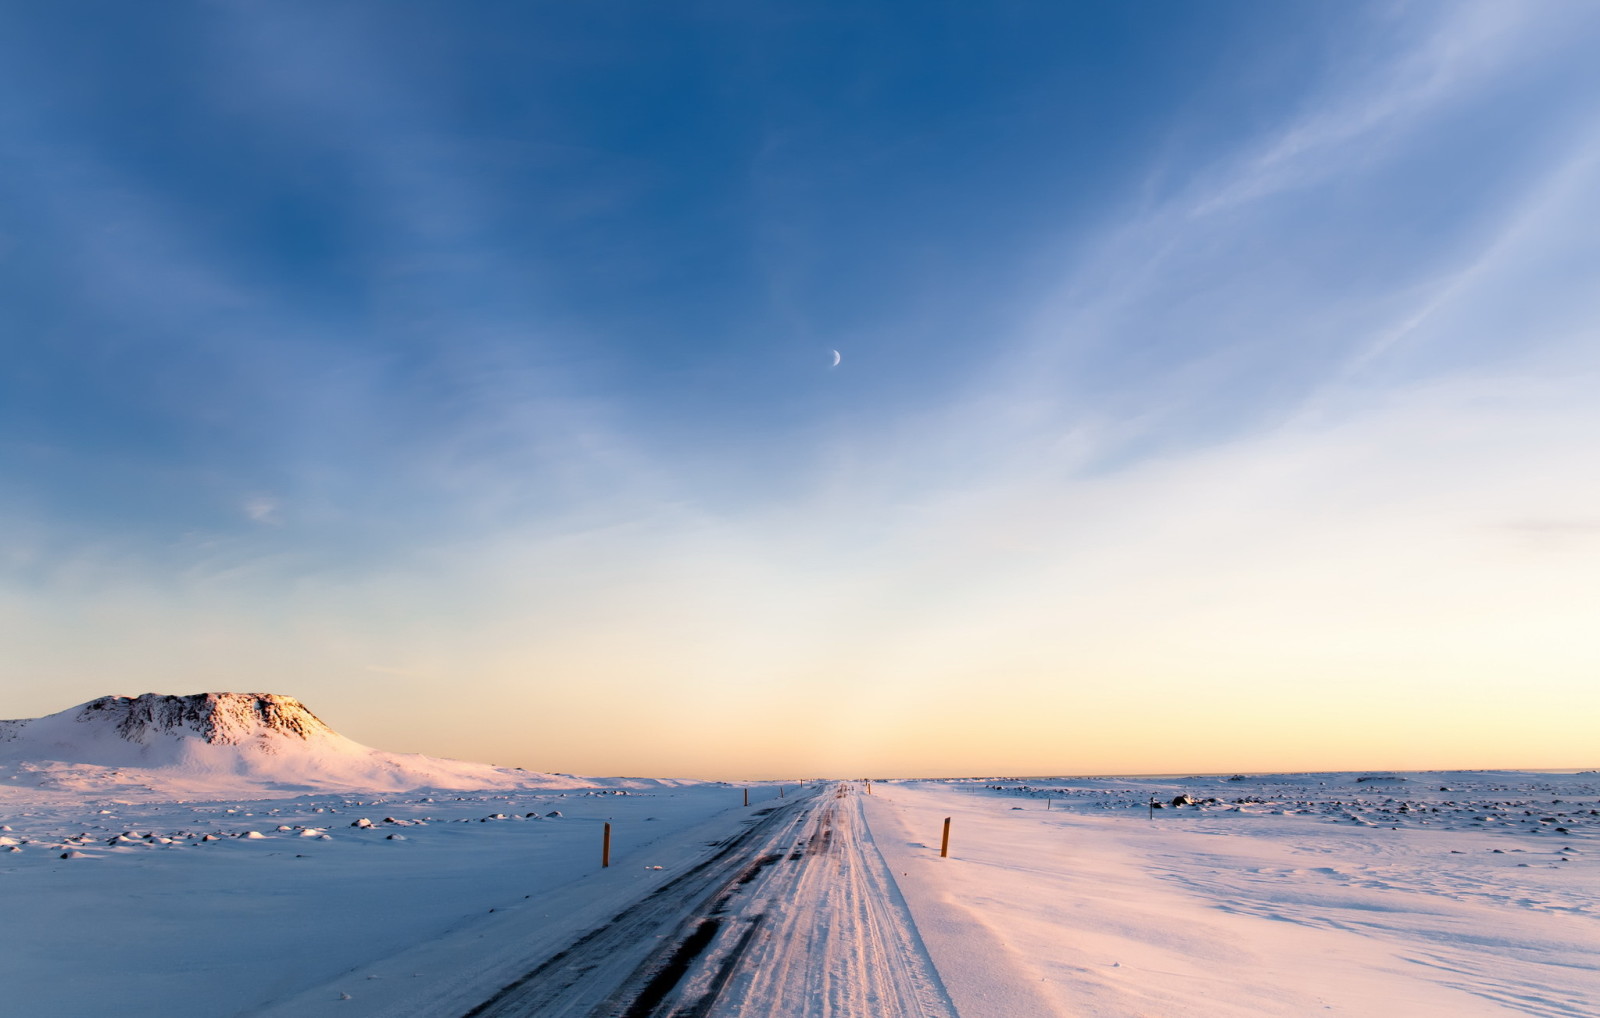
0,780 -> 758,1017
872,772 -> 1600,1018
2,770 -> 1596,1017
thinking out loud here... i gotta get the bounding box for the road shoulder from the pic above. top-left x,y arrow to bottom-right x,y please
863,785 -> 1067,1018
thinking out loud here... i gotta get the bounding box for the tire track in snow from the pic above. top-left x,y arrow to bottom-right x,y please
700,784 -> 958,1018
462,790 -> 819,1018
463,782 -> 957,1018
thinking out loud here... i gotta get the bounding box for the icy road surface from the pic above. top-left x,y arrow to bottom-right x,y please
464,782 -> 955,1018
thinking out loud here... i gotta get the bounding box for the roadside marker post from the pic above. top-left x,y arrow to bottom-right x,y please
744,788 -> 749,807
602,822 -> 611,868
940,817 -> 951,858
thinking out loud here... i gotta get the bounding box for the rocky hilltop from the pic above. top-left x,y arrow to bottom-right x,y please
76,692 -> 335,746
0,692 -> 560,797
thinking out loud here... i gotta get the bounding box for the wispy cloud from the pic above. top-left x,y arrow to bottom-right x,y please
1190,2 -> 1579,217
241,495 -> 281,527
965,1 -> 1600,474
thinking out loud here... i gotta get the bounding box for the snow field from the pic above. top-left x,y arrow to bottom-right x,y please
3,770 -> 1594,1018
867,775 -> 1599,1018
0,783 -> 775,1018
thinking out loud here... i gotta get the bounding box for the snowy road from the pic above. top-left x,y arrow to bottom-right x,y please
704,786 -> 957,1018
464,783 -> 955,1018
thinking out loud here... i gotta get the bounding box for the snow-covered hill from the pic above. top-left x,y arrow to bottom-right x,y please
0,692 -> 574,799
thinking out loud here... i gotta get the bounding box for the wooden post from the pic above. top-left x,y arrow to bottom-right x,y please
602,822 -> 611,868
779,786 -> 785,798
743,788 -> 749,807
940,817 -> 951,858
1047,798 -> 1052,811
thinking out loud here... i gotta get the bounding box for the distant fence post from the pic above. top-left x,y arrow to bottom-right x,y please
743,788 -> 749,807
940,817 -> 951,858
602,822 -> 611,868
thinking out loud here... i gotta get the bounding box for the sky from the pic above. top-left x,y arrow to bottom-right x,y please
3,1 -> 1599,779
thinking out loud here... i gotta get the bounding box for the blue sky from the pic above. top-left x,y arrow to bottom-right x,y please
4,2 -> 1599,777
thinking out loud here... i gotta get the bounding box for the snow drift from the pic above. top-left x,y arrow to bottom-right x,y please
0,692 -> 562,798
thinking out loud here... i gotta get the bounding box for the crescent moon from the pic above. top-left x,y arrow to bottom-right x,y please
830,349 -> 841,367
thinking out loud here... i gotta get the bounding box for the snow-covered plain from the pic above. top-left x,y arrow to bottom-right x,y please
2,697 -> 1595,1016
3,769 -> 1595,1017
0,693 -> 740,1016
870,773 -> 1600,1018
0,780 -> 758,1016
